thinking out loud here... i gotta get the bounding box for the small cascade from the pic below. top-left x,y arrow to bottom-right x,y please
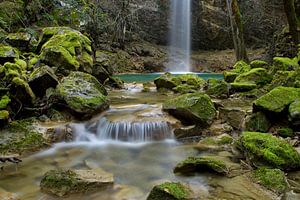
72,104 -> 177,143
169,0 -> 192,72
95,117 -> 172,142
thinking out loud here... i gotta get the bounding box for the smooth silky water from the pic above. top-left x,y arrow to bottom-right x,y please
0,86 -> 209,200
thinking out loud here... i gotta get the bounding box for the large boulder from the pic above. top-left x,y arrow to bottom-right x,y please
56,72 -> 108,117
40,169 -> 114,197
163,93 -> 216,126
154,73 -> 181,90
288,100 -> 300,127
39,27 -> 93,75
237,132 -> 300,170
271,57 -> 299,74
28,66 -> 58,97
254,86 -> 300,113
0,44 -> 19,65
10,77 -> 36,104
147,182 -> 194,200
234,68 -> 272,87
250,60 -> 269,69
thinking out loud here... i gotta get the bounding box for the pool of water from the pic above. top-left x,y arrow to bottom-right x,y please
114,73 -> 224,83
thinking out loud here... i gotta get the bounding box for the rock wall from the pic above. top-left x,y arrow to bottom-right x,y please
130,0 -> 287,50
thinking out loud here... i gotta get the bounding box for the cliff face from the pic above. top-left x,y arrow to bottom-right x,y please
125,0 -> 286,50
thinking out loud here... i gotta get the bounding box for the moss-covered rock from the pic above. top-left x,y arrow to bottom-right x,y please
11,77 -> 36,104
5,32 -> 32,51
234,68 -> 272,86
250,60 -> 269,69
147,182 -> 193,200
174,156 -> 229,175
272,57 -> 299,74
206,78 -> 229,98
254,86 -> 300,113
0,44 -> 19,65
223,71 -> 238,83
289,100 -> 300,127
196,134 -> 233,151
237,132 -> 300,170
39,27 -> 93,75
230,82 -> 257,92
40,169 -> 114,197
268,71 -> 298,90
0,95 -> 10,109
231,60 -> 251,74
154,73 -> 182,90
172,84 -> 197,94
2,62 -> 26,81
57,72 -> 108,117
245,112 -> 271,132
251,167 -> 287,193
277,128 -> 294,138
163,93 -> 216,126
105,77 -> 124,89
0,119 -> 47,154
0,110 -> 9,125
28,66 -> 58,97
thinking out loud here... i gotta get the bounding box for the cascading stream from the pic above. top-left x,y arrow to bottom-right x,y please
169,0 -> 192,72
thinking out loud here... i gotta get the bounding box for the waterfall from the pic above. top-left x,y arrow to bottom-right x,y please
168,0 -> 192,72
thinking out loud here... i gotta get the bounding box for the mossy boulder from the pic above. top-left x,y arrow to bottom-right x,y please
57,72 -> 108,117
5,32 -> 32,51
104,77 -> 124,89
39,27 -> 93,75
174,156 -> 229,175
206,78 -> 229,98
0,44 -> 19,65
268,71 -> 298,90
154,73 -> 182,90
223,71 -> 238,83
245,112 -> 271,132
0,119 -> 47,154
195,134 -> 233,151
250,60 -> 269,69
11,77 -> 36,104
231,60 -> 251,74
254,86 -> 300,113
147,182 -> 193,200
288,100 -> 300,127
163,93 -> 216,126
40,169 -> 114,197
237,132 -> 300,170
234,68 -> 272,86
2,61 -> 26,81
0,110 -> 9,125
251,167 -> 287,193
154,73 -> 205,92
28,66 -> 58,97
229,82 -> 257,92
272,57 -> 299,74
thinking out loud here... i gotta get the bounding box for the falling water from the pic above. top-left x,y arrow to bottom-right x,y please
168,0 -> 192,72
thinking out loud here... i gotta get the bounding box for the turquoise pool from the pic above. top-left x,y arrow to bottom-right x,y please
114,73 -> 224,83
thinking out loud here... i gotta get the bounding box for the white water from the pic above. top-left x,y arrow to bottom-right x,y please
168,0 -> 192,72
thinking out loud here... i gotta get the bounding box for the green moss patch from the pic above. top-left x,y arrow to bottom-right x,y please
147,182 -> 193,200
251,167 -> 287,193
237,132 -> 300,170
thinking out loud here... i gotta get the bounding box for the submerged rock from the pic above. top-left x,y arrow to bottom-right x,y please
251,167 -> 288,193
40,169 -> 114,197
0,188 -> 19,200
56,72 -> 108,117
147,182 -> 194,200
163,93 -> 216,126
174,156 -> 229,175
237,132 -> 300,170
254,86 -> 300,113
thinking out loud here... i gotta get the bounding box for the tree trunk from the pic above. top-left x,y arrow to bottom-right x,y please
226,0 -> 249,62
283,0 -> 300,44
